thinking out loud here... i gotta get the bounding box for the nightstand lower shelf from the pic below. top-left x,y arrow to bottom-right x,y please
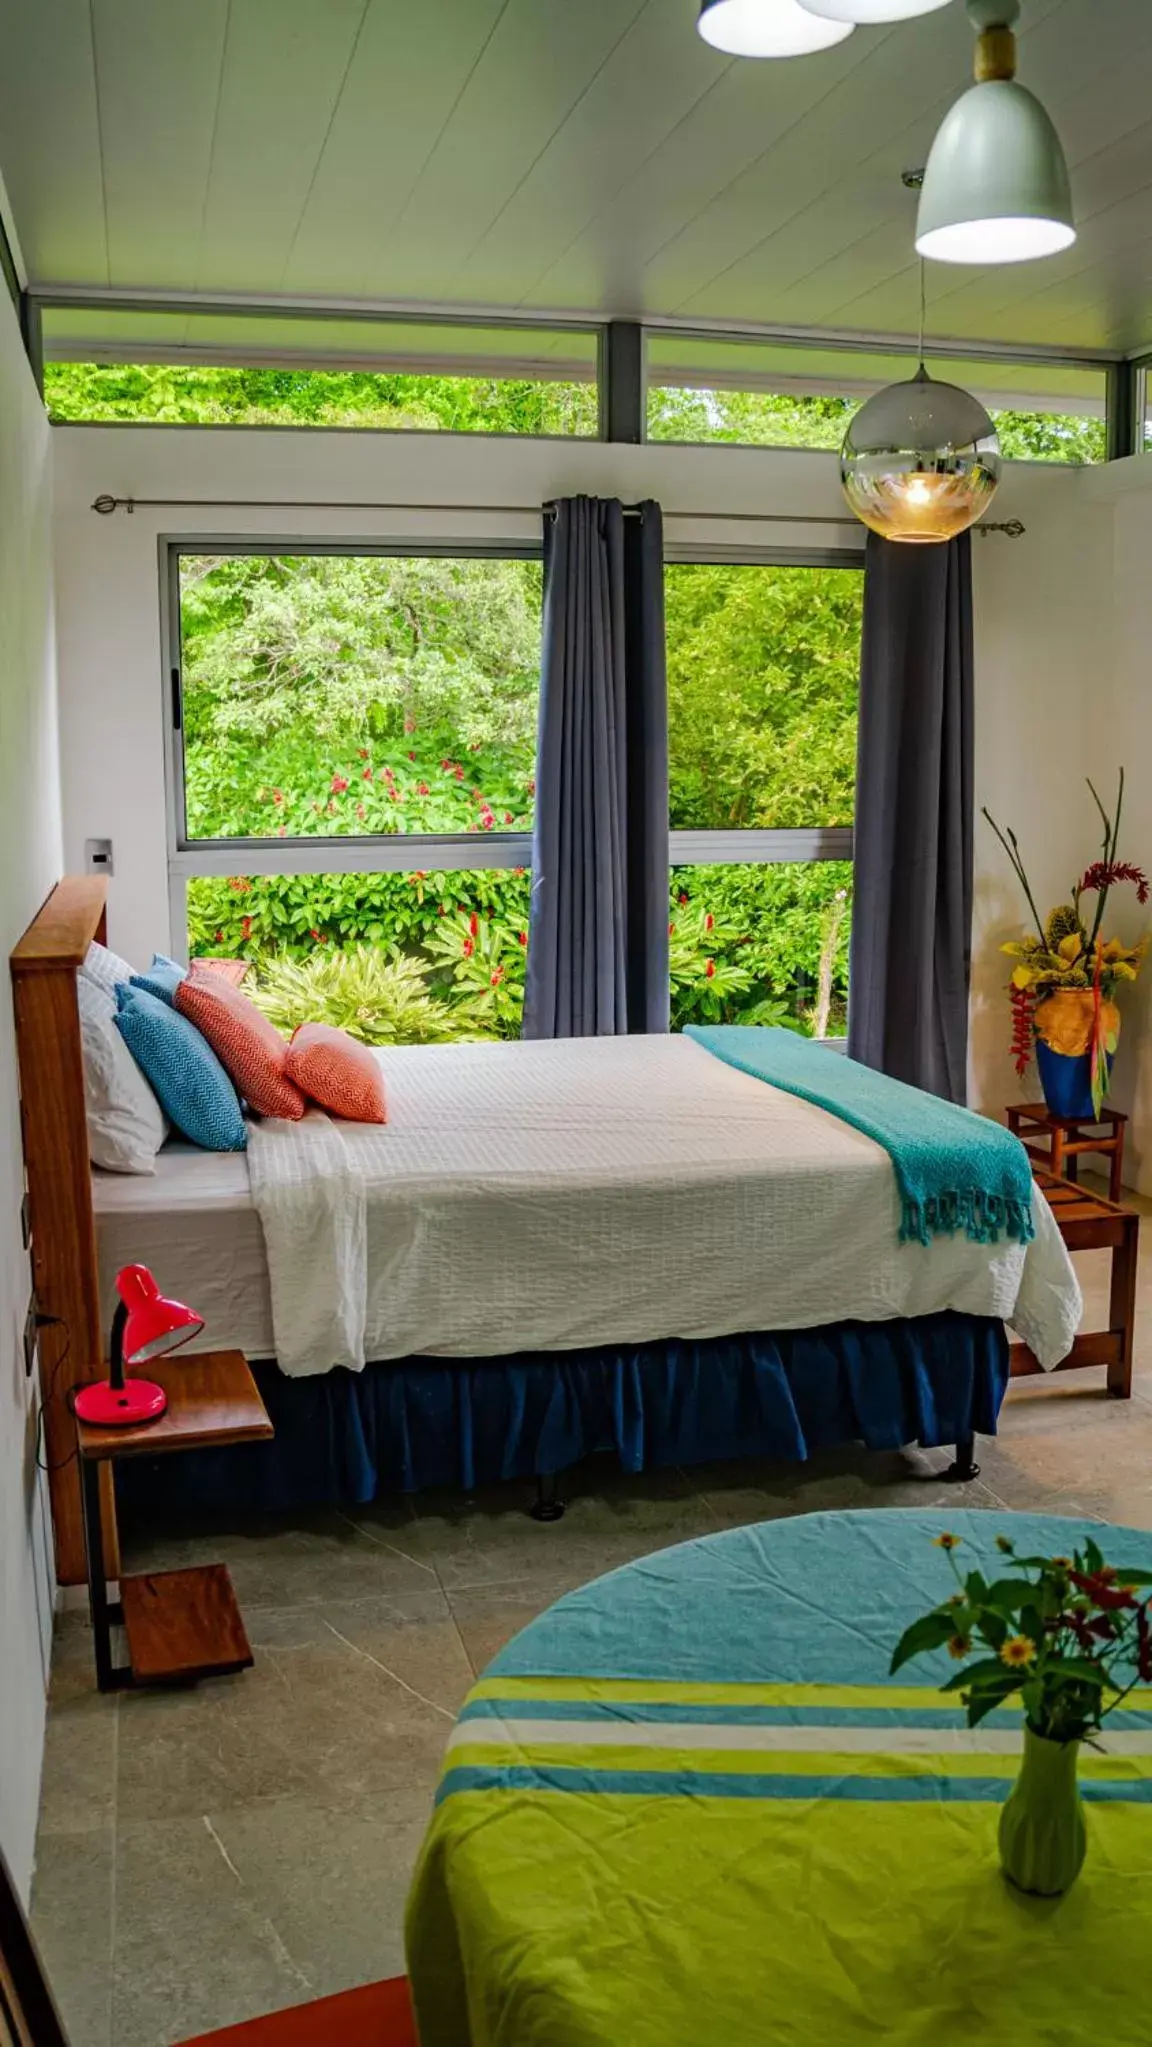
121,1566 -> 253,1685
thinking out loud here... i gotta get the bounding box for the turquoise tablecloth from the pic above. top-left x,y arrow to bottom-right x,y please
407,1509 -> 1152,2047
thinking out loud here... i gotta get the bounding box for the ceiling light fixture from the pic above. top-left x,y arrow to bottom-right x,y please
916,0 -> 1075,264
798,0 -> 952,21
696,0 -> 854,58
839,261 -> 1002,543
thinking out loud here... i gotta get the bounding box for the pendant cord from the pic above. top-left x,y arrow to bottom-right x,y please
918,257 -> 927,372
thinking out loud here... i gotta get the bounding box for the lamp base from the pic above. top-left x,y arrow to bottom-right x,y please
74,1379 -> 168,1427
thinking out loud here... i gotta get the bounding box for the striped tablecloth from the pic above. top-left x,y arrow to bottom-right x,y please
406,1509 -> 1152,2047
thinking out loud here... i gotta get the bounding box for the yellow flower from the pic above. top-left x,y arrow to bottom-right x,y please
1000,1636 -> 1037,1670
948,1636 -> 972,1661
933,1533 -> 961,1551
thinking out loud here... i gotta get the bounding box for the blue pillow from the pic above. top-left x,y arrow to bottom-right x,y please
129,952 -> 187,1007
115,985 -> 246,1152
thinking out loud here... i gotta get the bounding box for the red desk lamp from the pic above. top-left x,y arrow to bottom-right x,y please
73,1264 -> 204,1427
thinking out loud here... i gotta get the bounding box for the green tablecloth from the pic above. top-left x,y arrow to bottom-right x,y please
406,1510 -> 1152,2046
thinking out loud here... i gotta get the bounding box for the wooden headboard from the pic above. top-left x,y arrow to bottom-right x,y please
10,877 -> 114,1585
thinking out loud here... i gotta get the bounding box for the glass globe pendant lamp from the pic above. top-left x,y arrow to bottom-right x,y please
697,0 -> 854,57
840,362 -> 1001,543
916,1 -> 1075,264
798,0 -> 951,21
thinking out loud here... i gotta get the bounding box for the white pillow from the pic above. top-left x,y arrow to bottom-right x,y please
81,938 -> 136,995
77,973 -> 168,1173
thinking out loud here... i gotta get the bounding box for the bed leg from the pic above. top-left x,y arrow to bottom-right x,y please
529,1472 -> 566,1523
944,1436 -> 981,1483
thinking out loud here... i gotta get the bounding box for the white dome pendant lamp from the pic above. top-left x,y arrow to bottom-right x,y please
916,0 -> 1075,264
798,0 -> 951,21
697,0 -> 854,57
839,263 -> 1002,543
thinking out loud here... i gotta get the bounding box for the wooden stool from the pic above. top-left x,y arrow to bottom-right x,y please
1006,1101 -> 1127,1205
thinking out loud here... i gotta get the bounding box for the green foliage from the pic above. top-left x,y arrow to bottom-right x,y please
666,563 -> 861,830
249,945 -> 465,1046
44,361 -> 599,437
648,383 -> 1104,466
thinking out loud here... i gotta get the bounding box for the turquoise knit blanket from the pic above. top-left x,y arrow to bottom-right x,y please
686,1026 -> 1035,1249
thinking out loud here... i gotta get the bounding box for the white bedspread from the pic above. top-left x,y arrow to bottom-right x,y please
245,1034 -> 1081,1379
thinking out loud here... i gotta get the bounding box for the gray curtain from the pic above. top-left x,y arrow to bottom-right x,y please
523,496 -> 669,1038
847,530 -> 974,1104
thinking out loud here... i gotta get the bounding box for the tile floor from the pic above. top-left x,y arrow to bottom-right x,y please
30,1181 -> 1152,2046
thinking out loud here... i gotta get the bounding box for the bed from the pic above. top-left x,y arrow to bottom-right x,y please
12,878 -> 1083,1584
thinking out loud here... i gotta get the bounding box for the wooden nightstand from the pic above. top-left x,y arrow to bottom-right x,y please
73,1350 -> 273,1693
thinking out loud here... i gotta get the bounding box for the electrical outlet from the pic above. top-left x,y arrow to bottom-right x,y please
22,1293 -> 38,1377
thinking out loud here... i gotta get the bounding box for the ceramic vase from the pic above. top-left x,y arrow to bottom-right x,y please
1033,989 -> 1119,1121
999,1727 -> 1086,1896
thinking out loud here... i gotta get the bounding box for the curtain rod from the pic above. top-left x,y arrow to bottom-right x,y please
89,493 -> 1025,537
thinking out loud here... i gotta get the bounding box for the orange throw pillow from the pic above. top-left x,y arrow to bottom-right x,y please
175,975 -> 306,1121
287,1024 -> 388,1124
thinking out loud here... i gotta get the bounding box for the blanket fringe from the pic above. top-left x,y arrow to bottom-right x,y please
900,1190 -> 1036,1250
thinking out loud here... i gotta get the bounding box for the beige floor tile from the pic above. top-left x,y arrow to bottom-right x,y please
446,1576 -> 590,1676
113,1596 -> 463,1826
121,1506 -> 430,1610
30,1827 -> 114,2047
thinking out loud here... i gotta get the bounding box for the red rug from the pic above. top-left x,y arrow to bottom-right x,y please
179,1975 -> 417,2045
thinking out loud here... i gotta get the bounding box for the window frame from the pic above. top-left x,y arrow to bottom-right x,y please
161,537 -> 864,961
161,536 -> 544,954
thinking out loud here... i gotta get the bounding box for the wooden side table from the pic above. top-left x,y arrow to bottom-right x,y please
1006,1101 -> 1127,1205
74,1350 -> 273,1693
1010,1169 -> 1139,1399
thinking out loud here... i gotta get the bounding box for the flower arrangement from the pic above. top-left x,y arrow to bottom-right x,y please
984,771 -> 1147,1114
891,1529 -> 1152,1739
892,1528 -> 1152,1894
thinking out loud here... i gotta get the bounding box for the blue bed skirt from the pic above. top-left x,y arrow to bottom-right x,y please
114,1312 -> 1009,1521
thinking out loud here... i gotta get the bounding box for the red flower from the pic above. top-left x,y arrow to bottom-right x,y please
454,766 -> 465,780
404,718 -> 416,734
704,912 -> 714,933
408,751 -> 416,761
517,931 -> 527,947
241,915 -> 253,940
272,788 -> 284,805
215,929 -> 224,942
1138,1607 -> 1152,1683
705,959 -> 716,978
330,775 -> 348,795
514,866 -> 526,876
463,937 -> 474,957
383,765 -> 395,781
526,779 -> 536,797
1009,983 -> 1035,1079
357,748 -> 369,759
356,802 -> 366,820
472,789 -> 483,801
390,787 -> 400,801
1078,860 -> 1150,905
669,922 -> 676,937
441,759 -> 453,772
503,812 -> 513,825
490,968 -> 505,986
1070,1569 -> 1138,1612
469,914 -> 479,937
362,766 -> 373,780
277,825 -> 286,837
229,876 -> 252,893
679,893 -> 689,907
310,928 -> 321,941
438,904 -> 448,917
416,781 -> 429,796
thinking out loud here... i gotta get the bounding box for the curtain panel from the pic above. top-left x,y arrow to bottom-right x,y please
523,496 -> 669,1039
847,531 -> 975,1104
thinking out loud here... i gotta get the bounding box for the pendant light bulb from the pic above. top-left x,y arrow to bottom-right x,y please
697,0 -> 854,57
916,1 -> 1075,264
798,0 -> 951,21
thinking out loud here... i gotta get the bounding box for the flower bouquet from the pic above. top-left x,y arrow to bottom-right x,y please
892,1530 -> 1152,1895
985,771 -> 1147,1118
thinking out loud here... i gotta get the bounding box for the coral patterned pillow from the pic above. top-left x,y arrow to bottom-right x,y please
286,1024 -> 388,1124
174,974 -> 306,1121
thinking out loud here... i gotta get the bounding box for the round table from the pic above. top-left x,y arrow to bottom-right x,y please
406,1509 -> 1152,2047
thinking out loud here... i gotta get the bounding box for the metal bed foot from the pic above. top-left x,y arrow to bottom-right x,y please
529,1473 -> 566,1523
944,1436 -> 981,1483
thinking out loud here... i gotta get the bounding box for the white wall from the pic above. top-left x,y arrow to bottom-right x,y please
52,421 -> 1088,1106
0,292 -> 61,1900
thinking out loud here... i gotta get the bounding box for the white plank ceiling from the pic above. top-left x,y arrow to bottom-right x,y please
1,0 -> 1151,355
